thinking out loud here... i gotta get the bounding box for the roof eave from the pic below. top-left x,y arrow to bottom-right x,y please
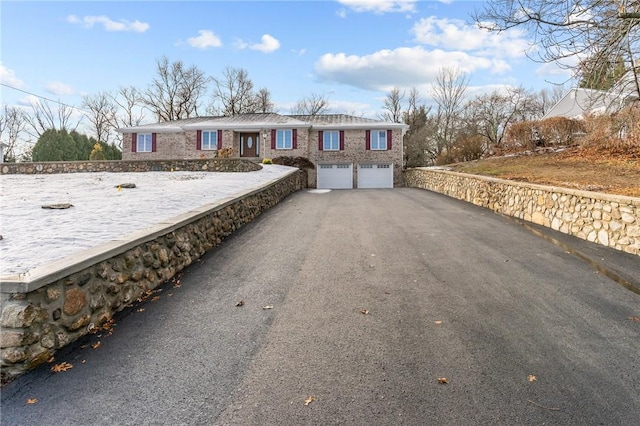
182,122 -> 311,130
116,126 -> 184,134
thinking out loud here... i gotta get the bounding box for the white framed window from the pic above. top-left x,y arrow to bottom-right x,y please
202,131 -> 218,150
276,129 -> 292,149
370,130 -> 387,150
137,133 -> 152,152
323,131 -> 340,151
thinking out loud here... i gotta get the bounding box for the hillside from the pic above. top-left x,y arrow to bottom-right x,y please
445,146 -> 640,198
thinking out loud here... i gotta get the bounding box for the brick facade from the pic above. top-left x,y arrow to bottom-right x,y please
120,114 -> 408,187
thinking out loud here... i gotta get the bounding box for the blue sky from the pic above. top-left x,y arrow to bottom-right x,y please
1,0 -> 571,124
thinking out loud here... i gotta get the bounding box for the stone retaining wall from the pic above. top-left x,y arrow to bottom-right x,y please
404,168 -> 640,256
0,158 -> 261,175
0,170 -> 304,382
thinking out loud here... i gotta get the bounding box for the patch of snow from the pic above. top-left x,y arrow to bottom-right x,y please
0,166 -> 296,276
307,189 -> 331,194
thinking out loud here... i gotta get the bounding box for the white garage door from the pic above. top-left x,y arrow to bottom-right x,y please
317,163 -> 353,189
357,163 -> 394,189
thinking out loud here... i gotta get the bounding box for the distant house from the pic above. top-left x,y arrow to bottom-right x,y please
543,87 -> 636,120
117,113 -> 409,189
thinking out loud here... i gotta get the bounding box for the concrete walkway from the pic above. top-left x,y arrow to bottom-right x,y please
2,188 -> 639,425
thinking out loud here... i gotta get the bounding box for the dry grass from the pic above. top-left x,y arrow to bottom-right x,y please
446,145 -> 640,198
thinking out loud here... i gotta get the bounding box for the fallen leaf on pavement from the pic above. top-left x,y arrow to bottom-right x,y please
434,320 -> 443,325
137,308 -> 145,313
263,305 -> 274,310
236,300 -> 244,307
26,398 -> 38,404
629,316 -> 640,322
304,396 -> 315,406
360,309 -> 369,315
91,341 -> 102,349
51,362 -> 73,373
437,377 -> 449,384
151,296 -> 160,302
528,375 -> 537,382
47,357 -> 55,363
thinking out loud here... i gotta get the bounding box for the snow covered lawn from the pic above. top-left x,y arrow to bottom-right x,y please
0,165 -> 295,276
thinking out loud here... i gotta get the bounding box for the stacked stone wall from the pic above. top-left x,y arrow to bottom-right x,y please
404,168 -> 640,256
0,158 -> 261,175
0,170 -> 303,382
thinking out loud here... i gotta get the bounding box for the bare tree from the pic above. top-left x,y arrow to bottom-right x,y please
0,105 -> 27,162
209,67 -> 260,116
533,84 -> 567,118
380,87 -> 405,123
475,0 -> 640,100
112,86 -> 145,128
142,56 -> 208,122
430,67 -> 470,155
291,92 -> 330,116
463,87 -> 532,149
82,91 -> 118,144
24,99 -> 81,139
405,87 -> 422,126
255,87 -> 276,113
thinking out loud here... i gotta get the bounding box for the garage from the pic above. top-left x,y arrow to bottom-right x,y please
317,163 -> 353,189
357,163 -> 394,188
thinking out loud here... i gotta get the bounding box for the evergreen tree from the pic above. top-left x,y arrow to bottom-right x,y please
31,129 -> 122,161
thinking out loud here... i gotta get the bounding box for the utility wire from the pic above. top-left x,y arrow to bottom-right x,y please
1,82 -> 89,113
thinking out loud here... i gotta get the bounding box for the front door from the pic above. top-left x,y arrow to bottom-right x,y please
240,133 -> 258,157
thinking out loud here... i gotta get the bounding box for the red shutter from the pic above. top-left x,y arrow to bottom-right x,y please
131,133 -> 137,152
271,129 -> 276,149
196,130 -> 202,150
292,129 -> 298,149
387,130 -> 392,150
365,130 -> 371,150
339,131 -> 345,150
318,131 -> 323,151
151,133 -> 157,152
217,130 -> 223,150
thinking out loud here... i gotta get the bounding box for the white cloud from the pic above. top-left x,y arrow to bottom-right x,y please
336,8 -> 348,18
187,30 -> 222,49
412,17 -> 531,59
0,63 -> 24,88
235,34 -> 281,53
67,15 -> 149,33
45,81 -> 74,96
338,0 -> 417,14
250,34 -> 280,53
315,46 -> 509,91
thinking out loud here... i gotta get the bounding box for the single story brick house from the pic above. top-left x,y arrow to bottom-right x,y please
118,113 -> 409,189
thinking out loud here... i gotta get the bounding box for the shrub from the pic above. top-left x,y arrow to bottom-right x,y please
536,117 -> 586,147
261,158 -> 273,164
89,143 -> 106,161
582,105 -> 640,154
217,147 -> 234,158
504,120 -> 540,151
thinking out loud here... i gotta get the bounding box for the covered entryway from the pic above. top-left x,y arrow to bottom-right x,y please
317,163 -> 353,189
240,133 -> 259,157
357,163 -> 393,188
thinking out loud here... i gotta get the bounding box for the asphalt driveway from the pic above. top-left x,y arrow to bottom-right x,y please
2,188 -> 639,425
